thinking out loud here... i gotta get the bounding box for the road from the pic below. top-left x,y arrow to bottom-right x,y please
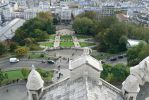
0,59 -> 69,70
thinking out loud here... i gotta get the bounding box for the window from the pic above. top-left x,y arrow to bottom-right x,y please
32,94 -> 37,100
129,97 -> 133,100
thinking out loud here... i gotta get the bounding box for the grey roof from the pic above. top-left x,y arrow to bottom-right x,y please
40,77 -> 124,100
0,18 -> 25,41
69,55 -> 103,71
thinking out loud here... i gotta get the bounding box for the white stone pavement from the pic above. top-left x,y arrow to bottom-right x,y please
54,34 -> 60,48
72,35 -> 80,47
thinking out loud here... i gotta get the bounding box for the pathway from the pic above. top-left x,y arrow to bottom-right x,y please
72,35 -> 80,47
54,34 -> 60,48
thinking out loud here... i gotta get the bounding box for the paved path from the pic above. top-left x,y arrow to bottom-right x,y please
72,35 -> 80,47
0,82 -> 27,100
54,34 -> 60,48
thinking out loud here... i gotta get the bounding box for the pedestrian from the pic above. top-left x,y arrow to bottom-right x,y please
58,66 -> 60,71
6,89 -> 8,92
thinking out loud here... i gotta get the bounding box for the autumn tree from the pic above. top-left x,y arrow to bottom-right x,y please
15,47 -> 28,57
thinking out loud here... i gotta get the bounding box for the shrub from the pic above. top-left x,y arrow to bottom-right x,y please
101,64 -> 129,83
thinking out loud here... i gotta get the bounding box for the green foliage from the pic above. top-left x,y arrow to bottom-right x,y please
0,42 -> 7,55
9,42 -> 18,52
15,46 -> 28,57
36,68 -> 53,80
21,68 -> 30,78
29,44 -> 42,50
101,64 -> 129,83
13,12 -> 55,46
127,43 -> 149,66
0,69 -> 6,84
98,16 -> 118,31
97,22 -> 128,53
77,11 -> 97,20
73,17 -> 96,35
40,54 -> 45,58
127,24 -> 149,42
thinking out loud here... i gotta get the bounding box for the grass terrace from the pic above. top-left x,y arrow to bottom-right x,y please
1,69 -> 53,85
49,35 -> 55,40
60,41 -> 74,47
80,42 -> 96,47
61,35 -> 72,40
28,52 -> 48,59
40,42 -> 53,47
5,70 -> 23,80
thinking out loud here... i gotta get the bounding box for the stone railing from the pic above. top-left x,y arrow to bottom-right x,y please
46,47 -> 84,51
39,77 -> 70,99
99,78 -> 122,95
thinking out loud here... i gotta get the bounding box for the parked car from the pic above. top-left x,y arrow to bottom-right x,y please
47,60 -> 55,64
110,57 -> 117,61
9,58 -> 19,63
118,55 -> 123,59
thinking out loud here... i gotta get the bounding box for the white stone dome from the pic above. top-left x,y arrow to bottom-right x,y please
26,66 -> 44,90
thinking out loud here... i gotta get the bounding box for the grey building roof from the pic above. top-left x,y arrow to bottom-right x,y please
40,51 -> 123,100
40,77 -> 123,100
0,18 -> 25,41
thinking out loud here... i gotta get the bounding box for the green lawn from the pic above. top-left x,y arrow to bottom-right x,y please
2,69 -> 53,85
40,42 -> 53,47
80,42 -> 96,47
60,41 -> 74,47
5,70 -> 24,80
61,35 -> 72,40
49,35 -> 55,40
28,53 -> 48,59
76,35 -> 93,39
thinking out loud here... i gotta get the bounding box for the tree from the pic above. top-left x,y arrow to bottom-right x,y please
127,43 -> 149,66
77,11 -> 97,20
37,11 -> 53,22
15,47 -> 28,57
101,64 -> 129,83
0,42 -> 7,55
13,12 -> 55,46
73,17 -> 96,35
33,29 -> 49,41
9,42 -> 18,52
97,22 -> 128,53
21,68 -> 30,79
99,16 -> 118,30
0,69 -> 6,85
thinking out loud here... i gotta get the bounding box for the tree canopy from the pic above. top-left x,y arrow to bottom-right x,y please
72,17 -> 96,35
127,43 -> 149,66
13,12 -> 55,45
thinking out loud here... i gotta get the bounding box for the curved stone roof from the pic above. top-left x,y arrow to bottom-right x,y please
122,75 -> 140,93
26,66 -> 44,90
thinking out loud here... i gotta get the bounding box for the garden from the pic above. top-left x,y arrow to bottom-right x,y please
60,41 -> 74,47
0,68 -> 53,85
60,35 -> 72,40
